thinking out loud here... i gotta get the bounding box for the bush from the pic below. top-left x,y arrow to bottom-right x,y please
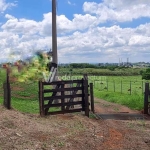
142,68 -> 150,80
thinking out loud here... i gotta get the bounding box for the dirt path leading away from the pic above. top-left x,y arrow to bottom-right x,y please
94,97 -> 140,114
0,98 -> 150,150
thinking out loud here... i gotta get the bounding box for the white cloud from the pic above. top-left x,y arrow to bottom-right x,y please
5,14 -> 15,19
0,0 -> 16,13
83,0 -> 150,22
128,35 -> 150,46
1,17 -> 40,35
0,1 -> 150,63
2,12 -> 97,36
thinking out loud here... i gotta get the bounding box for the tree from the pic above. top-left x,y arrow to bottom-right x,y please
142,68 -> 150,80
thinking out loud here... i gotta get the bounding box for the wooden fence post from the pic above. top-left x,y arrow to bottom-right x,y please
144,82 -> 149,114
90,83 -> 94,113
61,83 -> 65,112
83,74 -> 89,117
39,81 -> 45,116
3,71 -> 11,109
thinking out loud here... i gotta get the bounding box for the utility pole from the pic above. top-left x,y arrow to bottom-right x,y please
51,0 -> 58,76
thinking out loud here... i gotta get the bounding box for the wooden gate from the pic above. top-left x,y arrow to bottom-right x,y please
39,75 -> 93,117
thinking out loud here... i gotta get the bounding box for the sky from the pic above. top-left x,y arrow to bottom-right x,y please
0,0 -> 150,63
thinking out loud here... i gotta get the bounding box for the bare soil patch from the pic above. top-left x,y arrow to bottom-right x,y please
0,98 -> 150,150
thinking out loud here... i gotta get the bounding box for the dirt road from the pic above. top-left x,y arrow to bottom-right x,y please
0,98 -> 150,150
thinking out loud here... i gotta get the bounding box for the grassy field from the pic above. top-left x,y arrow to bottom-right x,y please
0,67 -> 148,113
88,75 -> 148,111
0,68 -> 61,114
94,90 -> 143,110
88,75 -> 146,95
0,72 -> 39,113
0,68 -> 41,113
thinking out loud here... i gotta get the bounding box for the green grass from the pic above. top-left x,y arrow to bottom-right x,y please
0,97 -> 3,104
0,67 -> 147,113
0,69 -> 59,114
88,75 -> 147,95
11,81 -> 61,114
11,97 -> 39,113
94,89 -> 143,110
89,75 -> 147,110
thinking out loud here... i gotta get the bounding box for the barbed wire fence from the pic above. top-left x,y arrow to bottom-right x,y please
89,78 -> 146,95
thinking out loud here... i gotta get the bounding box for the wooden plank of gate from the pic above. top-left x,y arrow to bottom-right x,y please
44,84 -> 61,115
65,83 -> 81,110
44,101 -> 82,108
43,87 -> 82,93
44,94 -> 83,101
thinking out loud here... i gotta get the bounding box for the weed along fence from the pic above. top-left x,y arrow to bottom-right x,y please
144,82 -> 150,115
39,75 -> 94,117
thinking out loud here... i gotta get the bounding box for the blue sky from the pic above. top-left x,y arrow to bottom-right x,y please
0,0 -> 150,63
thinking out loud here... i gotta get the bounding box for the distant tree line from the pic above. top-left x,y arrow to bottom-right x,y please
60,63 -> 128,70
